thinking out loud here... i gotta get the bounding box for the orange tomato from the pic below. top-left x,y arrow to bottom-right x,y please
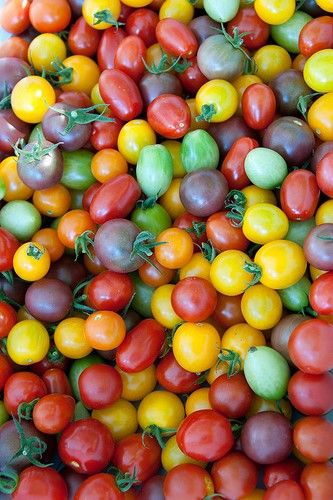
91,149 -> 128,183
57,209 -> 97,249
155,227 -> 193,269
0,156 -> 33,201
138,255 -> 175,287
33,184 -> 72,218
159,178 -> 186,220
85,310 -> 126,351
32,228 -> 65,262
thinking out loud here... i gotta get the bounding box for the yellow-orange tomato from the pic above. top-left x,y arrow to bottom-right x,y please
253,45 -> 292,82
151,284 -> 182,329
13,242 -> 51,282
159,0 -> 194,24
116,365 -> 157,401
161,140 -> 186,177
159,178 -> 186,220
186,98 -> 209,132
11,76 -> 56,123
242,185 -> 277,209
32,228 -> 65,262
221,323 -> 266,368
33,184 -> 72,218
91,149 -> 128,183
84,310 -> 126,350
92,399 -> 138,441
315,200 -> 333,225
155,227 -> 193,269
61,55 -> 100,95
307,92 -> 333,141
179,252 -> 212,282
82,0 -> 121,29
117,119 -> 156,164
309,265 -> 327,281
57,209 -> 97,249
206,361 -> 229,385
54,317 -> 92,359
185,388 -> 212,415
0,156 -> 33,201
145,43 -> 166,68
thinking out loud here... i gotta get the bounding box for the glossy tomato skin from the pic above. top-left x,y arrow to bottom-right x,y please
126,8 -> 159,47
211,452 -> 258,499
0,353 -> 14,391
163,464 -> 214,500
156,352 -> 199,394
90,119 -> 124,151
74,473 -> 124,500
156,18 -> 198,58
178,57 -> 208,95
176,409 -> 234,462
288,370 -> 333,415
99,69 -> 143,121
206,211 -> 249,252
209,373 -> 254,418
227,7 -> 270,51
116,319 -> 165,373
299,16 -> 333,57
78,364 -> 122,410
4,371 -> 47,416
12,466 -> 68,500
97,28 -> 126,71
171,276 -> 217,322
42,368 -> 73,396
280,170 -> 320,221
0,302 -> 17,339
58,418 -> 115,474
316,151 -> 333,198
220,137 -> 257,190
114,35 -> 146,81
309,271 -> 333,315
68,16 -> 102,57
263,480 -> 306,500
242,84 -> 276,130
147,95 -> 191,139
293,416 -> 333,463
89,174 -> 141,224
32,394 -> 75,434
112,433 -> 161,483
300,462 -> 333,500
87,270 -> 134,312
264,458 -> 303,488
0,228 -> 20,272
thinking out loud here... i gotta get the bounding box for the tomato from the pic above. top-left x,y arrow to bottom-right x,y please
0,156 -> 33,202
117,120 -> 156,164
138,390 -> 185,430
242,83 -> 276,130
263,458 -> 303,488
243,203 -> 289,244
136,144 -> 173,198
92,398 -> 138,441
163,464 -> 213,500
82,0 -> 121,29
316,151 -> 333,198
185,388 -> 212,415
178,57 -> 208,96
91,118 -> 124,151
300,462 -> 333,500
159,178 -> 186,220
0,0 -> 30,35
57,209 -> 96,249
288,318 -> 333,374
209,373 -> 254,418
32,394 -> 75,434
242,284 -> 282,330
112,433 -> 161,482
253,45 -> 292,82
11,76 -> 56,124
288,371 -> 333,416
307,92 -> 333,141
173,322 -> 220,373
74,473 -> 123,500
12,466 -> 68,500
32,228 -> 65,262
114,35 -> 146,80
280,169 -> 320,222
54,317 -> 93,359
242,185 -> 277,208
139,257 -> 175,288
61,55 -> 100,95
203,0 -> 239,23
162,435 -> 205,472
68,16 -> 102,57
87,270 -> 134,312
33,184 -> 72,218
0,302 -> 17,339
29,0 -> 71,32
179,252 -> 211,281
221,323 -> 266,368
0,36 -> 29,60
299,16 -> 333,58
155,227 -> 193,269
85,310 -> 126,351
171,277 -> 217,323
212,452 -> 258,499
116,319 -> 165,373
126,8 -> 158,47
59,418 -> 115,474
28,34 -> 67,72
79,364 -> 122,409
4,371 -> 47,416
263,480 -> 305,500
97,27 -> 126,70
227,7 -> 269,51
254,0 -> 295,25
176,409 -> 234,462
210,250 -> 255,296
156,352 -> 198,394
116,364 -> 157,401
220,137 -> 256,190
294,416 -> 333,463
310,269 -> 333,316
147,95 -> 191,139
156,18 -> 197,57
99,69 -> 143,121
316,199 -> 333,225
7,319 -> 50,366
206,211 -> 248,252
213,293 -> 244,328
0,227 -> 19,272
304,49 -> 333,92
42,368 -> 73,395
151,284 -> 182,329
196,79 -> 238,123
316,0 -> 333,11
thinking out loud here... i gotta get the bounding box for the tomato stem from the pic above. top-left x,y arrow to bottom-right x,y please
160,321 -> 184,358
0,270 -> 14,286
130,231 -> 166,271
201,241 -> 217,263
8,417 -> 52,468
297,93 -> 322,120
13,128 -> 63,163
195,103 -> 217,122
0,83 -> 11,110
34,58 -> 73,87
121,291 -> 136,318
26,243 -> 45,261
49,103 -> 115,134
185,221 -> 207,238
107,466 -> 138,491
230,418 -> 244,438
74,230 -> 95,261
214,24 -> 257,75
93,10 -> 125,29
142,53 -> 191,75
17,398 -> 39,421
47,345 -> 64,363
136,195 -> 158,210
217,349 -> 241,377
243,261 -> 262,288
0,469 -> 19,494
142,425 -> 176,449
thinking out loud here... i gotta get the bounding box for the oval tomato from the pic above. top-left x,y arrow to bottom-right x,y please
99,69 -> 143,121
316,151 -> 333,198
156,18 -> 198,57
242,83 -> 276,130
147,95 -> 191,139
114,35 -> 146,80
220,137 -> 257,190
299,16 -> 333,57
280,170 -> 320,221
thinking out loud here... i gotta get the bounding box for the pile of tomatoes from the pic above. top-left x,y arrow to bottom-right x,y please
0,0 -> 333,498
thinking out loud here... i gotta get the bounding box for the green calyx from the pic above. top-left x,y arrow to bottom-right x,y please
185,221 -> 207,238
142,52 -> 192,75
217,349 -> 241,377
0,270 -> 13,286
160,322 -> 184,358
26,243 -> 45,261
74,230 -> 95,261
0,83 -> 12,110
243,261 -> 262,288
9,417 -> 52,468
50,103 -> 115,134
107,466 -> 138,492
142,425 -> 176,449
130,231 -> 166,270
195,103 -> 217,122
214,23 -> 257,75
13,128 -> 62,163
201,241 -> 217,263
136,195 -> 158,210
38,58 -> 73,87
17,398 -> 39,421
72,277 -> 95,315
93,10 -> 125,29
47,345 -> 64,363
0,469 -> 19,494
297,93 -> 322,119
224,190 -> 247,227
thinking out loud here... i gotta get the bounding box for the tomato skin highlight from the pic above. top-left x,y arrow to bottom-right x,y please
99,69 -> 143,121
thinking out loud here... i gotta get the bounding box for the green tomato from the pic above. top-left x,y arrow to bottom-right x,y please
271,11 -> 312,54
204,0 -> 240,22
244,148 -> 288,189
0,200 -> 41,241
74,401 -> 90,421
61,150 -> 95,190
278,276 -> 311,312
131,272 -> 155,318
131,202 -> 171,236
0,400 -> 9,425
285,217 -> 315,246
28,123 -> 45,143
69,352 -> 103,400
136,144 -> 173,198
0,178 -> 6,201
70,189 -> 84,210
244,346 -> 290,400
181,129 -> 219,173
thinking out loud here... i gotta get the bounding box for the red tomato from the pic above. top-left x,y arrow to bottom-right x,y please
114,35 -> 146,81
42,368 -> 73,395
178,57 -> 208,95
147,94 -> 191,139
209,373 -> 254,418
57,91 -> 92,108
4,371 -> 47,416
263,480 -> 305,500
74,473 -> 124,500
29,0 -> 71,33
227,6 -> 270,51
288,370 -> 333,416
316,151 -> 333,198
78,364 -> 122,410
82,182 -> 103,212
0,301 -> 17,339
206,211 -> 249,252
171,276 -> 217,322
0,353 -> 14,392
293,416 -> 333,463
163,464 -> 214,500
112,433 -> 161,483
99,69 -> 143,121
156,352 -> 199,394
116,319 -> 165,373
280,170 -> 320,221
156,18 -> 198,58
32,393 -> 75,434
68,16 -> 102,57
90,119 -> 124,151
58,418 -> 115,474
242,84 -> 276,130
12,466 -> 68,500
300,462 -> 333,500
97,27 -> 126,71
89,174 -> 141,225
211,452 -> 258,499
288,319 -> 333,374
87,270 -> 135,312
264,458 -> 303,488
176,409 -> 234,462
212,293 -> 244,327
126,8 -> 158,47
0,228 -> 20,272
220,137 -> 257,190
299,16 -> 333,58
0,0 -> 30,35
309,271 -> 333,315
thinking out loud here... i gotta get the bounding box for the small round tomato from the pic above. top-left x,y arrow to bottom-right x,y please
32,394 -> 75,434
79,364 -> 122,410
242,185 -> 277,208
139,257 -> 175,288
243,203 -> 289,244
85,310 -> 126,350
151,284 -> 182,329
13,242 -> 51,282
4,371 -> 47,416
155,227 -> 193,269
82,0 -> 121,29
300,462 -> 333,500
33,184 -> 72,218
0,227 -> 19,272
156,18 -> 198,58
61,55 -> 100,95
11,76 -> 56,124
28,33 -> 67,72
288,371 -> 333,416
156,351 -> 199,394
7,319 -> 50,366
221,323 -> 266,368
116,364 -> 157,401
69,473 -> 123,500
54,317 -> 93,359
32,228 -> 65,262
212,452 -> 258,499
209,373 -> 254,419
0,302 -> 17,339
213,293 -> 244,328
0,0 -> 30,35
57,209 -> 97,249
307,92 -> 333,141
12,466 -> 68,500
254,0 -> 295,25
185,388 -> 212,415
293,416 -> 333,463
0,156 -> 33,202
0,36 -> 29,60
206,211 -> 249,252
87,270 -> 135,312
92,399 -> 138,441
195,79 -> 238,123
138,390 -> 185,430
253,45 -> 292,82
147,95 -> 191,139
29,0 -> 71,32
171,277 -> 217,322
241,284 -> 283,330
91,148 -> 128,183
163,464 -> 214,500
303,49 -> 333,93
316,200 -> 333,225
117,119 -> 156,164
68,16 -> 102,57
179,252 -> 211,281
316,151 -> 333,198
210,250 -> 255,296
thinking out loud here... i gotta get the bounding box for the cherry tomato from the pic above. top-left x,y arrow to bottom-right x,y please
280,170 -> 320,221
309,271 -> 333,315
163,464 -> 214,500
227,6 -> 269,51
42,368 -> 73,395
308,92 -> 333,141
147,95 -> 191,139
263,458 -> 303,488
263,480 -> 305,500
82,0 -> 121,30
300,462 -> 333,500
85,310 -> 126,351
4,371 -> 47,416
209,373 -> 254,418
33,184 -> 72,218
196,79 -> 238,123
155,227 -> 193,269
299,16 -> 333,57
114,35 -> 146,80
99,69 -> 143,121
253,45 -> 292,82
211,452 -> 258,499
117,119 -> 156,165
293,416 -> 333,463
161,435 -> 206,472
206,211 -> 249,252
7,319 -> 50,366
316,151 -> 333,198
12,466 -> 68,500
11,76 -> 56,124
137,390 -> 185,430
116,364 -> 157,402
32,394 -> 75,434
213,293 -> 244,328
288,370 -> 333,416
221,137 -> 257,190
54,317 -> 93,359
29,0 -> 71,32
221,323 -> 266,368
0,227 -> 19,272
57,209 -> 97,249
92,398 -> 138,441
241,284 -> 283,330
74,473 -> 123,500
156,351 -> 199,394
0,0 -> 30,35
242,83 -> 276,130
254,0 -> 295,25
303,49 -> 333,93
68,16 -> 102,57
78,364 -> 122,409
156,18 -> 198,58
0,156 -> 33,202
0,302 -> 17,339
126,8 -> 158,47
242,204 -> 289,245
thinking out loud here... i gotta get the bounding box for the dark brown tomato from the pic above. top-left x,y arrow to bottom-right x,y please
299,16 -> 333,57
280,169 -> 320,221
86,270 -> 134,312
269,70 -> 311,115
24,278 -> 73,323
114,35 -> 146,81
189,15 -> 220,44
220,136 -> 257,190
263,457 -> 303,488
147,94 -> 191,139
126,8 -> 159,47
178,57 -> 208,95
156,352 -> 199,394
156,18 -> 198,58
304,223 -> 333,271
212,293 -> 244,328
209,373 -> 254,418
0,109 -> 30,154
57,91 -> 92,108
206,211 -> 249,252
90,118 -> 123,151
242,83 -> 276,130
139,73 -> 183,109
208,116 -> 258,157
240,411 -> 293,465
270,314 -> 309,364
262,116 -> 315,166
97,27 -> 126,71
0,57 -> 31,99
68,16 -> 102,56
46,255 -> 86,289
99,69 -> 143,121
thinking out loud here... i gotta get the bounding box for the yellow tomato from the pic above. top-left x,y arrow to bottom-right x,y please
210,250 -> 255,296
13,242 -> 50,281
185,387 -> 212,415
179,252 -> 211,282
242,185 -> 277,209
221,323 -> 266,368
28,33 -> 67,71
92,399 -> 138,440
82,0 -> 121,29
161,140 -> 186,177
307,92 -> 333,141
254,0 -> 295,25
115,364 -> 157,401
309,265 -> 327,281
253,45 -> 292,82
254,240 -> 307,289
316,0 -> 333,12
0,156 -> 33,201
206,361 -> 229,384
7,320 -> 50,365
159,0 -> 194,24
61,55 -> 100,95
137,390 -> 185,430
11,76 -> 56,123
195,79 -> 238,123
122,0 -> 153,6
151,284 -> 182,329
117,119 -> 156,164
145,43 -> 166,68
246,395 -> 292,420
303,49 -> 333,93
241,284 -> 283,330
243,203 -> 289,244
54,317 -> 92,359
232,74 -> 262,114
173,322 -> 220,373
159,178 -> 186,220
316,200 -> 333,225
90,83 -> 106,113
162,435 -> 206,472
